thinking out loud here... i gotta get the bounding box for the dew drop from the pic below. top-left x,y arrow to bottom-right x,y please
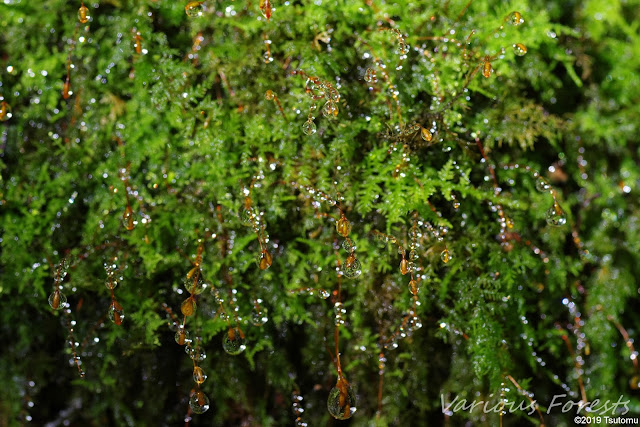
509,11 -> 524,26
78,5 -> 90,24
453,201 -> 461,209
175,327 -> 191,346
185,1 -> 204,17
545,202 -> 567,226
327,379 -> 357,420
482,61 -> 493,78
222,327 -> 246,355
317,289 -> 331,299
343,256 -> 362,279
193,366 -> 207,385
513,43 -> 527,56
302,120 -> 317,136
342,239 -> 356,252
440,248 -> 450,264
336,215 -> 351,237
0,101 -> 13,122
630,375 -> 639,390
187,345 -> 207,362
48,290 -> 67,310
189,389 -> 210,414
251,307 -> 269,326
122,206 -> 135,231
108,301 -> 125,325
265,90 -> 275,101
239,206 -> 254,226
184,274 -> 206,295
181,297 -> 196,317
322,101 -> 338,119
535,177 -> 550,192
364,68 -> 376,83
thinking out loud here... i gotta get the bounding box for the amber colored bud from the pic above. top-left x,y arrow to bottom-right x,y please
400,258 -> 409,275
52,291 -> 60,309
177,331 -> 187,346
336,215 -> 351,237
482,61 -> 492,78
408,280 -> 418,295
62,80 -> 71,99
181,297 -> 196,317
345,254 -> 356,268
259,250 -> 272,270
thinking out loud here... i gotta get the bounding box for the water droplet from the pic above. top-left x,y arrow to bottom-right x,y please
364,68 -> 376,83
189,389 -> 210,414
181,297 -> 196,317
506,217 -> 514,229
265,90 -> 275,100
342,239 -> 356,252
259,250 -> 273,270
175,327 -> 191,346
108,301 -> 125,325
400,258 -> 409,275
509,11 -> 524,26
322,101 -> 338,119
302,120 -> 317,136
513,43 -> 527,56
343,256 -> 362,279
317,289 -> 331,299
251,307 -> 268,326
408,280 -> 419,295
186,345 -> 207,362
327,379 -> 357,420
545,202 -> 567,226
185,1 -> 204,17
336,216 -> 351,237
453,201 -> 460,209
630,375 -> 639,390
0,101 -> 13,122
122,206 -> 135,231
193,366 -> 207,385
259,0 -> 272,20
78,5 -> 90,24
222,327 -> 246,355
184,274 -> 206,295
239,206 -> 254,226
440,248 -> 450,264
535,177 -> 550,192
421,127 -> 432,142
48,290 -> 66,310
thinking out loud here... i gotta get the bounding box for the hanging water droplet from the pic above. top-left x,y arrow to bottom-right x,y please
421,127 -> 432,142
322,101 -> 338,119
535,177 -> 550,192
508,11 -> 524,26
317,289 -> 331,299
175,327 -> 191,346
187,345 -> 207,362
185,1 -> 204,17
630,375 -> 639,390
259,250 -> 273,270
343,256 -> 362,279
189,389 -> 210,414
336,215 -> 351,237
239,206 -> 254,226
181,297 -> 196,317
545,202 -> 567,226
408,280 -> 419,295
251,307 -> 269,326
193,366 -> 207,384
302,120 -> 317,136
222,327 -> 246,355
440,248 -> 450,264
122,206 -> 136,231
265,90 -> 275,101
0,101 -> 13,122
453,200 -> 460,209
327,379 -> 357,420
108,301 -> 125,325
506,217 -> 514,229
184,275 -> 206,295
77,5 -> 90,24
364,68 -> 376,83
342,239 -> 356,252
48,290 -> 67,310
513,43 -> 527,56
